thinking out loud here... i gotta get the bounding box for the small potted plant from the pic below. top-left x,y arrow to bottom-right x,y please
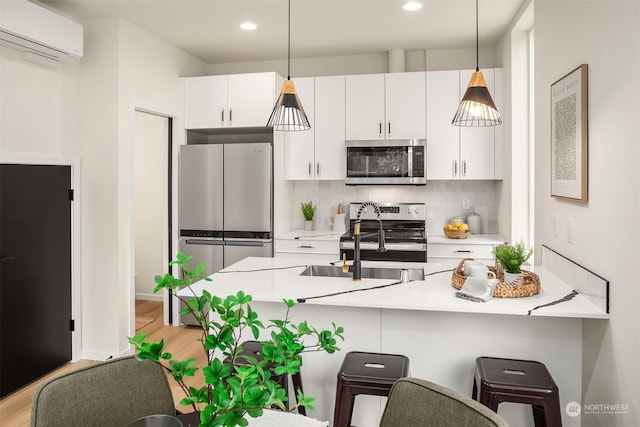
300,201 -> 317,231
129,253 -> 344,426
492,241 -> 533,283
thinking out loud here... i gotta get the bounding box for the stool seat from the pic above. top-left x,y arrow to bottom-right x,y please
473,357 -> 562,427
333,351 -> 410,427
227,341 -> 305,415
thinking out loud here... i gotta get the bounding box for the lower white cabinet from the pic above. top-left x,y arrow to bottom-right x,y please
275,238 -> 340,263
427,237 -> 504,264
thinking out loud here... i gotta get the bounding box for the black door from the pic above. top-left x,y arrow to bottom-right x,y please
0,164 -> 72,397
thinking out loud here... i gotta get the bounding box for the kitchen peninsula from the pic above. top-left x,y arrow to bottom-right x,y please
179,247 -> 607,427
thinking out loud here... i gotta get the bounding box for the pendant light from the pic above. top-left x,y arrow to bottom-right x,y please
266,0 -> 311,131
452,0 -> 502,127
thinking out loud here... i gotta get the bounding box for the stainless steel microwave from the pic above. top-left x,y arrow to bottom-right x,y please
345,139 -> 426,185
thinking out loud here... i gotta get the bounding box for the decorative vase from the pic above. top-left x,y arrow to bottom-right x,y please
503,271 -> 521,284
304,220 -> 314,231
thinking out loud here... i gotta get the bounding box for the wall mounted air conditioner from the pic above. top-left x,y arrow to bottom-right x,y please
0,0 -> 83,61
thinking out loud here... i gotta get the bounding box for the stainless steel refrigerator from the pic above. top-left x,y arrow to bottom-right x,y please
178,129 -> 273,324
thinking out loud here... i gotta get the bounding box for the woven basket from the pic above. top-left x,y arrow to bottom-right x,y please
452,258 -> 540,298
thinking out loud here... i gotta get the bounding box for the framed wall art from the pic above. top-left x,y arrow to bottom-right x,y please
550,64 -> 588,202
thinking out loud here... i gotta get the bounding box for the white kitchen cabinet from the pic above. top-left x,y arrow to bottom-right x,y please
426,68 -> 502,180
346,72 -> 426,140
285,76 -> 345,180
275,237 -> 340,263
183,72 -> 281,129
428,242 -> 496,263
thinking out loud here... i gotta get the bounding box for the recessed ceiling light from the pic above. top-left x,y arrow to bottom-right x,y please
240,22 -> 257,30
402,2 -> 423,11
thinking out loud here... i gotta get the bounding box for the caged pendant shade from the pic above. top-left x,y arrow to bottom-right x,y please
452,0 -> 502,127
266,0 -> 311,131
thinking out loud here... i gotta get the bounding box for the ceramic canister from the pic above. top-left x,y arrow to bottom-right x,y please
467,212 -> 481,233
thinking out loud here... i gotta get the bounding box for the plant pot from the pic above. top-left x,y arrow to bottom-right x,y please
126,415 -> 183,427
304,220 -> 314,231
503,271 -> 521,284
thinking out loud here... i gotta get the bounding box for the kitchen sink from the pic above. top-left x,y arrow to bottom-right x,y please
299,265 -> 424,282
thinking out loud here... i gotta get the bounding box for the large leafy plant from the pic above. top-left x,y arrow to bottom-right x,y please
492,241 -> 533,274
129,253 -> 344,427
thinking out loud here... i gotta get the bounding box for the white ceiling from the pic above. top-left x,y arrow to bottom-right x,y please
38,0 -> 527,65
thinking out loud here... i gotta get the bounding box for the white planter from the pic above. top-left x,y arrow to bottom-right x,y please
503,272 -> 521,284
304,220 -> 314,231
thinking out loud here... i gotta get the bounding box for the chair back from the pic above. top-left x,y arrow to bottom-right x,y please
379,377 -> 509,427
31,355 -> 175,427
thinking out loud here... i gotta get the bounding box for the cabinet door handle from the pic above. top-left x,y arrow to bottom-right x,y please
463,160 -> 467,177
298,245 -> 315,249
221,108 -> 225,125
308,161 -> 312,177
454,250 -> 473,253
316,161 -> 320,176
388,121 -> 391,135
453,160 -> 458,178
229,108 -> 232,125
379,121 -> 382,136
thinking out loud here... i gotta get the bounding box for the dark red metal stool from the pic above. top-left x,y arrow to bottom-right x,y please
473,356 -> 563,427
227,340 -> 306,415
333,351 -> 410,427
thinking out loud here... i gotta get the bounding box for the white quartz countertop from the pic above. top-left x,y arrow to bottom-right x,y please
180,257 -> 608,319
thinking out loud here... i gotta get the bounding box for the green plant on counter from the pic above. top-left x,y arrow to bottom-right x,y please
128,252 -> 344,427
492,241 -> 533,274
300,201 -> 316,221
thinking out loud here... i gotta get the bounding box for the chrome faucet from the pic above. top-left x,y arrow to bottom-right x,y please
342,201 -> 386,281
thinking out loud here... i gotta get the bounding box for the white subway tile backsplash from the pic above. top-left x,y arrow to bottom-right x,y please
291,180 -> 500,233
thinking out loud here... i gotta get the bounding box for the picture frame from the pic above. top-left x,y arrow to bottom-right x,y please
550,64 -> 588,202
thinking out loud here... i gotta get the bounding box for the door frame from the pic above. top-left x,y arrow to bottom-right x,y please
128,101 -> 181,334
0,152 -> 82,362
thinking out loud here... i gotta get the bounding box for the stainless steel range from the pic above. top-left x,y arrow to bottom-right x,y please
339,202 -> 427,263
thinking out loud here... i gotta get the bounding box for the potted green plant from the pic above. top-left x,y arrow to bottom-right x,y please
492,241 -> 533,283
129,253 -> 344,427
300,201 -> 317,231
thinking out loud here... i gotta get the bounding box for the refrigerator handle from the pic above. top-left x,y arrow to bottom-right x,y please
224,240 -> 268,247
185,239 -> 224,245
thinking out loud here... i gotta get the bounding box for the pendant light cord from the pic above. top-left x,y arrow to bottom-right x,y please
475,0 -> 479,72
287,0 -> 291,80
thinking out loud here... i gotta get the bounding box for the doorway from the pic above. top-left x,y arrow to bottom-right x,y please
0,164 -> 72,397
132,110 -> 173,328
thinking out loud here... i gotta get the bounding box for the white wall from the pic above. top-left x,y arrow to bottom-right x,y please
534,2 -> 639,425
1,15 -> 208,360
134,111 -> 167,300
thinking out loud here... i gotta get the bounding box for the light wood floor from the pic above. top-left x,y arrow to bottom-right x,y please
0,300 -> 206,426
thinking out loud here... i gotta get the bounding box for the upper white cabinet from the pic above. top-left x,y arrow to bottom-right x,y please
184,72 -> 281,129
426,68 -> 501,180
346,72 -> 426,140
285,75 -> 346,180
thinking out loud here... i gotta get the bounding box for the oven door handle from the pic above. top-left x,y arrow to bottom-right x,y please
340,242 -> 426,251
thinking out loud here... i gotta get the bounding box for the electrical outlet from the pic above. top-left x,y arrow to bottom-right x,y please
567,218 -> 573,243
553,215 -> 559,237
462,197 -> 471,210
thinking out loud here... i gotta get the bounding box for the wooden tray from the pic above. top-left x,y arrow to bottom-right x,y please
452,258 -> 540,298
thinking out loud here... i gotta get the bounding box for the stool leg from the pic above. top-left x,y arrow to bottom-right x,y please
472,379 -> 478,400
333,384 -> 356,427
532,405 -> 547,426
292,372 -> 306,416
542,397 -> 563,427
479,389 -> 501,413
